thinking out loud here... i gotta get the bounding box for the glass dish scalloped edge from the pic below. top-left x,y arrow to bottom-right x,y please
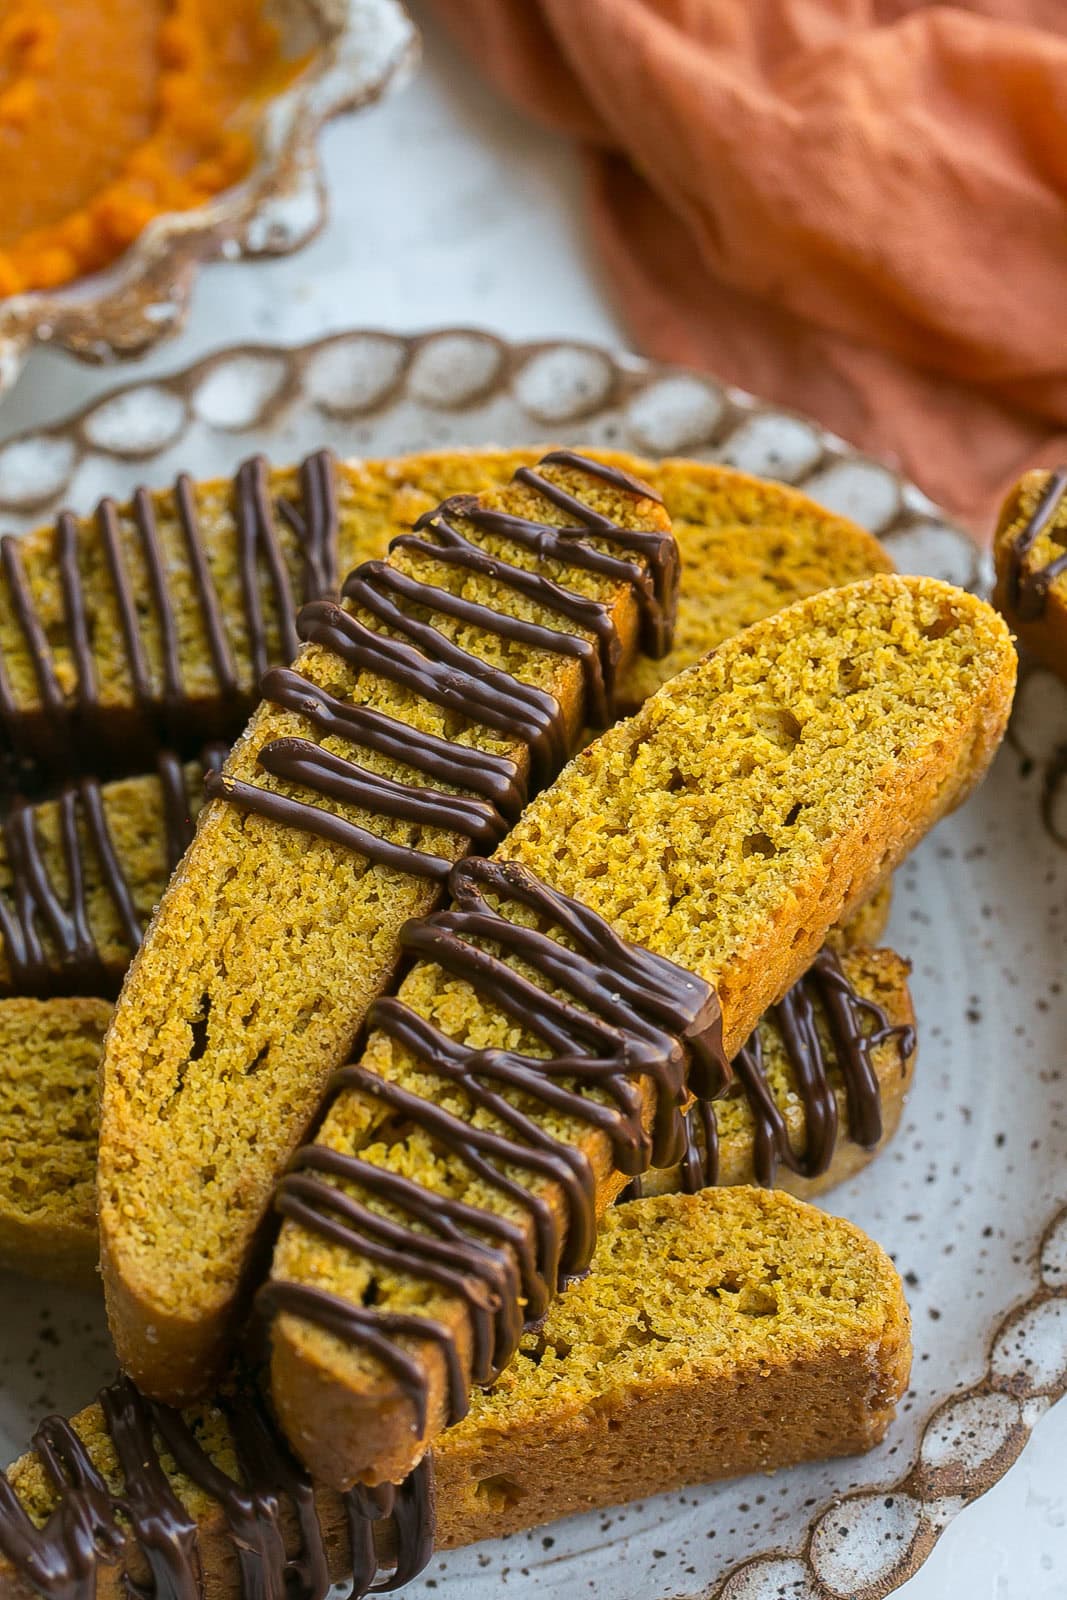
0,0 -> 419,396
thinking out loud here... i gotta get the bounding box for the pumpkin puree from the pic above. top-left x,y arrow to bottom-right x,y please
0,1 -> 301,296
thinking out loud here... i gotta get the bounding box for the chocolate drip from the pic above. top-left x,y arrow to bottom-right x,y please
628,948 -> 914,1198
1007,467 -> 1067,621
210,453 -> 677,882
0,750 -> 216,998
261,856 -> 727,1436
0,450 -> 337,770
0,1375 -> 434,1600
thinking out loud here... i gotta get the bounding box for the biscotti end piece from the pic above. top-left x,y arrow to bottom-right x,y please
97,455 -> 674,1404
436,1187 -> 911,1547
632,945 -> 915,1202
992,467 -> 1064,678
268,574 -> 1012,1490
0,1190 -> 909,1600
0,997 -> 111,1288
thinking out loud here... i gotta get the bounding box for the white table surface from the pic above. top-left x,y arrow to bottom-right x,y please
1,6 -> 1065,1595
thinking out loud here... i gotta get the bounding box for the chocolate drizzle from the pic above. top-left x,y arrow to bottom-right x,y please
0,450 -> 338,773
1006,467 -> 1067,621
208,453 -> 677,881
0,747 -> 224,998
0,1374 -> 434,1600
629,948 -> 914,1198
260,855 -> 727,1437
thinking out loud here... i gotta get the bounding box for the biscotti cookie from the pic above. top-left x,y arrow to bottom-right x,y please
0,750 -> 220,998
628,945 -> 915,1201
992,466 -> 1067,679
0,452 -> 344,776
0,446 -> 892,785
265,574 -> 1013,1488
0,940 -> 911,1291
98,453 -> 676,1403
0,996 -> 109,1287
356,448 -> 896,709
0,1189 -> 910,1600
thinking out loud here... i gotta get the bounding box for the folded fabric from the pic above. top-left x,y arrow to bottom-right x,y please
429,0 -> 1067,534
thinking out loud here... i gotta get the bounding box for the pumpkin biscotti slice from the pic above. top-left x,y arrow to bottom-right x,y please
0,937 -> 911,1292
98,453 -> 676,1403
0,750 -> 218,999
992,466 -> 1067,680
0,1189 -> 910,1600
0,451 -> 349,778
265,574 -> 1013,1488
0,996 -> 109,1288
629,945 -> 915,1203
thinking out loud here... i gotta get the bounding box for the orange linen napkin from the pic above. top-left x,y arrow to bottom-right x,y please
428,0 -> 1067,535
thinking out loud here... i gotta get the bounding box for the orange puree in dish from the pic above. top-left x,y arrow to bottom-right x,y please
0,1 -> 301,296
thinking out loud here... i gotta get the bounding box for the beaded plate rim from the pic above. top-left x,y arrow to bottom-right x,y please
0,327 -> 1058,1600
0,0 -> 419,397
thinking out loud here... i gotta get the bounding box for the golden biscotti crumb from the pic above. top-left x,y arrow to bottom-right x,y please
97,456 -> 674,1404
0,996 -> 110,1288
0,1189 -> 910,1600
267,574 -> 1014,1490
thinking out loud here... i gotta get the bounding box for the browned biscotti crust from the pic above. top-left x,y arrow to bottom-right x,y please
97,457 -> 672,1403
0,1190 -> 910,1600
268,575 -> 1013,1489
992,468 -> 1067,679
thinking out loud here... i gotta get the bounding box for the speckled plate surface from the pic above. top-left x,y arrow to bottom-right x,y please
0,2 -> 418,394
0,329 -> 1063,1600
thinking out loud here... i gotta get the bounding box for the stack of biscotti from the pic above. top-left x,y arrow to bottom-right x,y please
0,939 -> 915,1290
0,1189 -> 910,1600
246,572 -> 1012,1489
0,448 -> 898,1292
0,448 -> 1015,1600
0,445 -> 893,786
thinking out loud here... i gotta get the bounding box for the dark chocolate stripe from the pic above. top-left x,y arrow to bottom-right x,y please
211,453 -> 676,882
628,947 -> 915,1198
261,855 -> 727,1436
1007,466 -> 1067,621
0,1374 -> 434,1600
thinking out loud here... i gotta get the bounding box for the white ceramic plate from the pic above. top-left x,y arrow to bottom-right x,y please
0,330 -> 1063,1600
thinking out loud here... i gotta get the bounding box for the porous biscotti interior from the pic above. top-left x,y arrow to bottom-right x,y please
0,997 -> 110,1240
98,461 -> 668,1326
271,576 -> 1009,1397
3,1189 -> 907,1551
0,763 -> 207,995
